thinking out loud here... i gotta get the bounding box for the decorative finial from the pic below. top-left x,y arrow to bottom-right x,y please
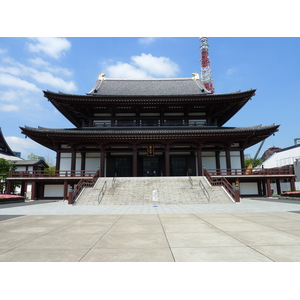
98,73 -> 106,80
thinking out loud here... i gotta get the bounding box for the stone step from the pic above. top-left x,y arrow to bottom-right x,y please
75,176 -> 233,205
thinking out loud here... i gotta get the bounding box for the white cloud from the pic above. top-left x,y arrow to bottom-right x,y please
27,37 -> 71,59
226,68 -> 237,76
131,53 -> 179,77
0,73 -> 40,92
0,48 -> 7,55
5,136 -> 40,159
30,71 -> 77,92
105,62 -> 150,78
0,104 -> 19,112
103,53 -> 180,78
28,57 -> 73,76
138,37 -> 158,45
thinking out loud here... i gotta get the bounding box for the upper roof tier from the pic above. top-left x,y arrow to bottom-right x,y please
43,74 -> 256,128
87,74 -> 210,96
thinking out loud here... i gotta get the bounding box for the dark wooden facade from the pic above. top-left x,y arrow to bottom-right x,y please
5,75 -> 290,200
20,76 -> 279,178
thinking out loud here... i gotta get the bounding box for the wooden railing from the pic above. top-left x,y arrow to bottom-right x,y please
205,167 -> 293,176
9,170 -> 98,178
72,170 -> 100,204
204,169 -> 236,201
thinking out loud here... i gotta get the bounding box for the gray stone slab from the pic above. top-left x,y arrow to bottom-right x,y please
209,222 -> 278,232
0,249 -> 88,262
166,232 -> 244,248
227,230 -> 300,246
172,246 -> 273,262
109,224 -> 164,234
80,248 -> 174,262
251,245 -> 300,262
259,221 -> 300,231
0,215 -> 25,222
162,222 -> 220,233
94,232 -> 169,249
17,234 -> 102,250
0,233 -> 41,249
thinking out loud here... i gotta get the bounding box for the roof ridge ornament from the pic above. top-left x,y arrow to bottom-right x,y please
192,73 -> 199,80
98,73 -> 106,80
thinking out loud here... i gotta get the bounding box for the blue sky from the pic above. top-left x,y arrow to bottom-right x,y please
0,37 -> 300,164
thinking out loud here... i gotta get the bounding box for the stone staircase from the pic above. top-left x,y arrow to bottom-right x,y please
74,176 -> 234,205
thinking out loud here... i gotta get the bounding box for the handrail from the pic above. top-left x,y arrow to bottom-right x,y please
72,170 -> 100,204
98,181 -> 107,204
204,167 -> 293,176
199,179 -> 210,202
9,169 -> 99,178
204,169 -> 236,201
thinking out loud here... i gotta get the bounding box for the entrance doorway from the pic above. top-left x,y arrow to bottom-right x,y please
170,157 -> 187,176
143,157 -> 159,176
115,157 -> 131,177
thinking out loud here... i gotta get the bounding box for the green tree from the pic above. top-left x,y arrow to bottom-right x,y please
0,158 -> 17,194
244,157 -> 265,168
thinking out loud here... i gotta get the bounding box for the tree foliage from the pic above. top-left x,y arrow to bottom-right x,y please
244,157 -> 265,168
0,158 -> 17,194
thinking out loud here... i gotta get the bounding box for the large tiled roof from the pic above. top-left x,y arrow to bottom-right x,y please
87,77 -> 210,96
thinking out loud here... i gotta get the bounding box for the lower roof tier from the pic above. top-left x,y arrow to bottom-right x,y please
20,124 -> 279,151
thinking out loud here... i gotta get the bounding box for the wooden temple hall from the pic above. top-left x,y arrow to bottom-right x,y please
8,73 -> 295,201
20,73 -> 279,178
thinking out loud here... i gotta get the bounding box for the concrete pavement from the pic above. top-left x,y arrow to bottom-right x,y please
1,198 -> 300,262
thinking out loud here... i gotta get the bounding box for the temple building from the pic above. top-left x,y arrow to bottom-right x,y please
7,73 -> 295,200
20,73 -> 279,178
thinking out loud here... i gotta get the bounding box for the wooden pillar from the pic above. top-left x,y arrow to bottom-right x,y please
240,150 -> 245,169
165,145 -> 170,176
290,177 -> 296,191
276,179 -> 281,195
215,150 -> 220,174
197,145 -> 203,176
225,145 -> 231,175
257,180 -> 263,196
6,180 -> 11,194
63,180 -> 68,200
133,145 -> 138,177
100,146 -> 105,177
71,147 -> 76,174
266,178 -> 272,197
31,181 -> 36,200
262,179 -> 266,196
56,151 -> 61,170
81,152 -> 86,171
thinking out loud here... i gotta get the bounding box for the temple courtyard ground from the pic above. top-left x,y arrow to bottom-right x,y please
1,198 -> 300,262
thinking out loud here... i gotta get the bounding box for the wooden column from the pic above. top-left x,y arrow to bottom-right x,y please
6,180 -> 11,194
266,178 -> 272,197
197,145 -> 203,176
257,180 -> 263,196
31,181 -> 36,200
100,146 -> 105,177
81,152 -> 86,171
215,150 -> 220,174
133,145 -> 138,177
276,179 -> 281,195
63,180 -> 68,200
225,145 -> 231,174
290,177 -> 296,191
71,147 -> 76,174
56,151 -> 61,170
240,150 -> 245,169
165,145 -> 170,176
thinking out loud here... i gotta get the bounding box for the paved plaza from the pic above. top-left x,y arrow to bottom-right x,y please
1,198 -> 300,262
